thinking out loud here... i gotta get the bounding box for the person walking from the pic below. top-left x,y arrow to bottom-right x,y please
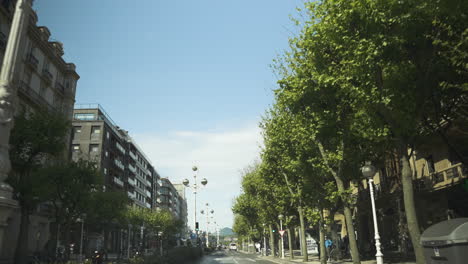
325,237 -> 333,261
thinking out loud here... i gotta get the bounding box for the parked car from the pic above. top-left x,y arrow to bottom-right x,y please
229,243 -> 237,251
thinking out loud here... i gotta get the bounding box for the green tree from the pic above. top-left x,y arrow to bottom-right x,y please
37,159 -> 103,256
86,190 -> 130,251
275,1 -> 468,262
8,110 -> 69,264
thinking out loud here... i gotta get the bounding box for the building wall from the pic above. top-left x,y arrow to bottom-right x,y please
0,2 -> 79,261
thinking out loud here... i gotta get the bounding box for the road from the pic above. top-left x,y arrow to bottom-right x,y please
195,250 -> 278,264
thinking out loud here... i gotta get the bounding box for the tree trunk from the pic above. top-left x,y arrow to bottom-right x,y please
278,235 -> 282,258
333,177 -> 360,264
287,227 -> 293,259
399,145 -> 425,264
14,206 -> 30,264
317,140 -> 360,263
319,210 -> 327,264
327,210 -> 343,260
269,224 -> 275,257
298,206 -> 308,262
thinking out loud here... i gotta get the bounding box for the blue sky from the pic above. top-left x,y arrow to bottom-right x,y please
35,0 -> 303,230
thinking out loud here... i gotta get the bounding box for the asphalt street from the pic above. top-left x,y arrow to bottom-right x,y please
195,250 -> 278,264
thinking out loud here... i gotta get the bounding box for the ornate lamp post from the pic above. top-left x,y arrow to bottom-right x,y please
127,224 -> 132,259
183,166 -> 208,245
0,0 -> 30,258
201,205 -> 214,247
278,214 -> 285,259
262,223 -> 267,256
77,214 -> 86,264
361,162 -> 383,264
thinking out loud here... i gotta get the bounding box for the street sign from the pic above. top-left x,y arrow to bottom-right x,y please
279,230 -> 286,237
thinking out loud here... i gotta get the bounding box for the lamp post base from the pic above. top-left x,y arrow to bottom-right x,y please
0,183 -> 18,260
376,254 -> 384,264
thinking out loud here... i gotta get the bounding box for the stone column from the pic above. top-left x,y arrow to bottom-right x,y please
0,0 -> 31,260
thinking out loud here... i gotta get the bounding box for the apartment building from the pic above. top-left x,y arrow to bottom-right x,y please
0,1 -> 79,261
71,104 -> 156,209
124,133 -> 156,209
159,178 -> 183,217
174,183 -> 188,237
0,4 -> 79,117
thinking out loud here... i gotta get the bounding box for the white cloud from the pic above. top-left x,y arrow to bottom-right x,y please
134,122 -> 263,230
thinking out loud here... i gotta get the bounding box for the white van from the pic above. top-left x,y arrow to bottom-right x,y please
229,243 -> 237,251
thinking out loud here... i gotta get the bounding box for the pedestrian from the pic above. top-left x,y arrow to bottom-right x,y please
342,235 -> 349,256
325,237 -> 333,260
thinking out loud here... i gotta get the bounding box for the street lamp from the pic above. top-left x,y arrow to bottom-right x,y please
201,204 -> 214,247
361,162 -> 383,264
127,224 -> 132,259
278,214 -> 285,259
77,214 -> 86,264
158,231 -> 164,256
262,223 -> 267,256
183,166 -> 208,246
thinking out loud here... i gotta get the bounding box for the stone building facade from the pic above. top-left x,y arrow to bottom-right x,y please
0,0 -> 79,262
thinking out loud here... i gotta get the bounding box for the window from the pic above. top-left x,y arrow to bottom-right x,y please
74,113 -> 96,121
43,60 -> 49,71
105,151 -> 109,157
90,144 -> 99,153
39,83 -> 46,97
106,132 -> 110,139
91,126 -> 101,134
426,155 -> 435,174
23,69 -> 32,85
73,126 -> 82,133
72,145 -> 80,152
103,168 -> 107,175
72,126 -> 81,140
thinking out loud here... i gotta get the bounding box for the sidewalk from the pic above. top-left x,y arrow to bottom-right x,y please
253,251 -> 416,264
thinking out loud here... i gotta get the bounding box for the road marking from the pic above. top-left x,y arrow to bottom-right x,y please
246,258 -> 257,262
233,257 -> 240,264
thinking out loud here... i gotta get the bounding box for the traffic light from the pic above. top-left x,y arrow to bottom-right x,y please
272,229 -> 276,233
195,222 -> 199,231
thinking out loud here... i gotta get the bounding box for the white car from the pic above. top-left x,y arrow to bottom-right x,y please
229,243 -> 237,251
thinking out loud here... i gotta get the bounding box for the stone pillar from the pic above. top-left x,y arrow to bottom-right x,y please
0,0 -> 31,261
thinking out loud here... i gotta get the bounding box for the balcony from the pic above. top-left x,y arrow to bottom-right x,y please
55,82 -> 65,94
128,164 -> 136,173
145,190 -> 151,197
18,81 -> 56,111
128,177 -> 136,186
430,163 -> 467,190
116,142 -> 125,154
145,179 -> 152,187
127,191 -> 136,199
129,151 -> 137,160
415,163 -> 467,192
113,177 -> 124,187
145,202 -> 151,209
42,69 -> 53,83
26,53 -> 39,69
114,159 -> 125,170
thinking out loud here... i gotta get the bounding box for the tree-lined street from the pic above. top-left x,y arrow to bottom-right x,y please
0,0 -> 466,263
196,251 -> 276,264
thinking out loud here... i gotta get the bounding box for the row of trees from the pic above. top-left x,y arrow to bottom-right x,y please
8,110 -> 183,264
233,0 -> 467,264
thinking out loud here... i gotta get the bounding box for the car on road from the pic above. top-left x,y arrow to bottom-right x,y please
229,243 -> 237,251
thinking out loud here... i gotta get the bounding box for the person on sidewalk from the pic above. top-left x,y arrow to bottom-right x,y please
325,237 -> 333,261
